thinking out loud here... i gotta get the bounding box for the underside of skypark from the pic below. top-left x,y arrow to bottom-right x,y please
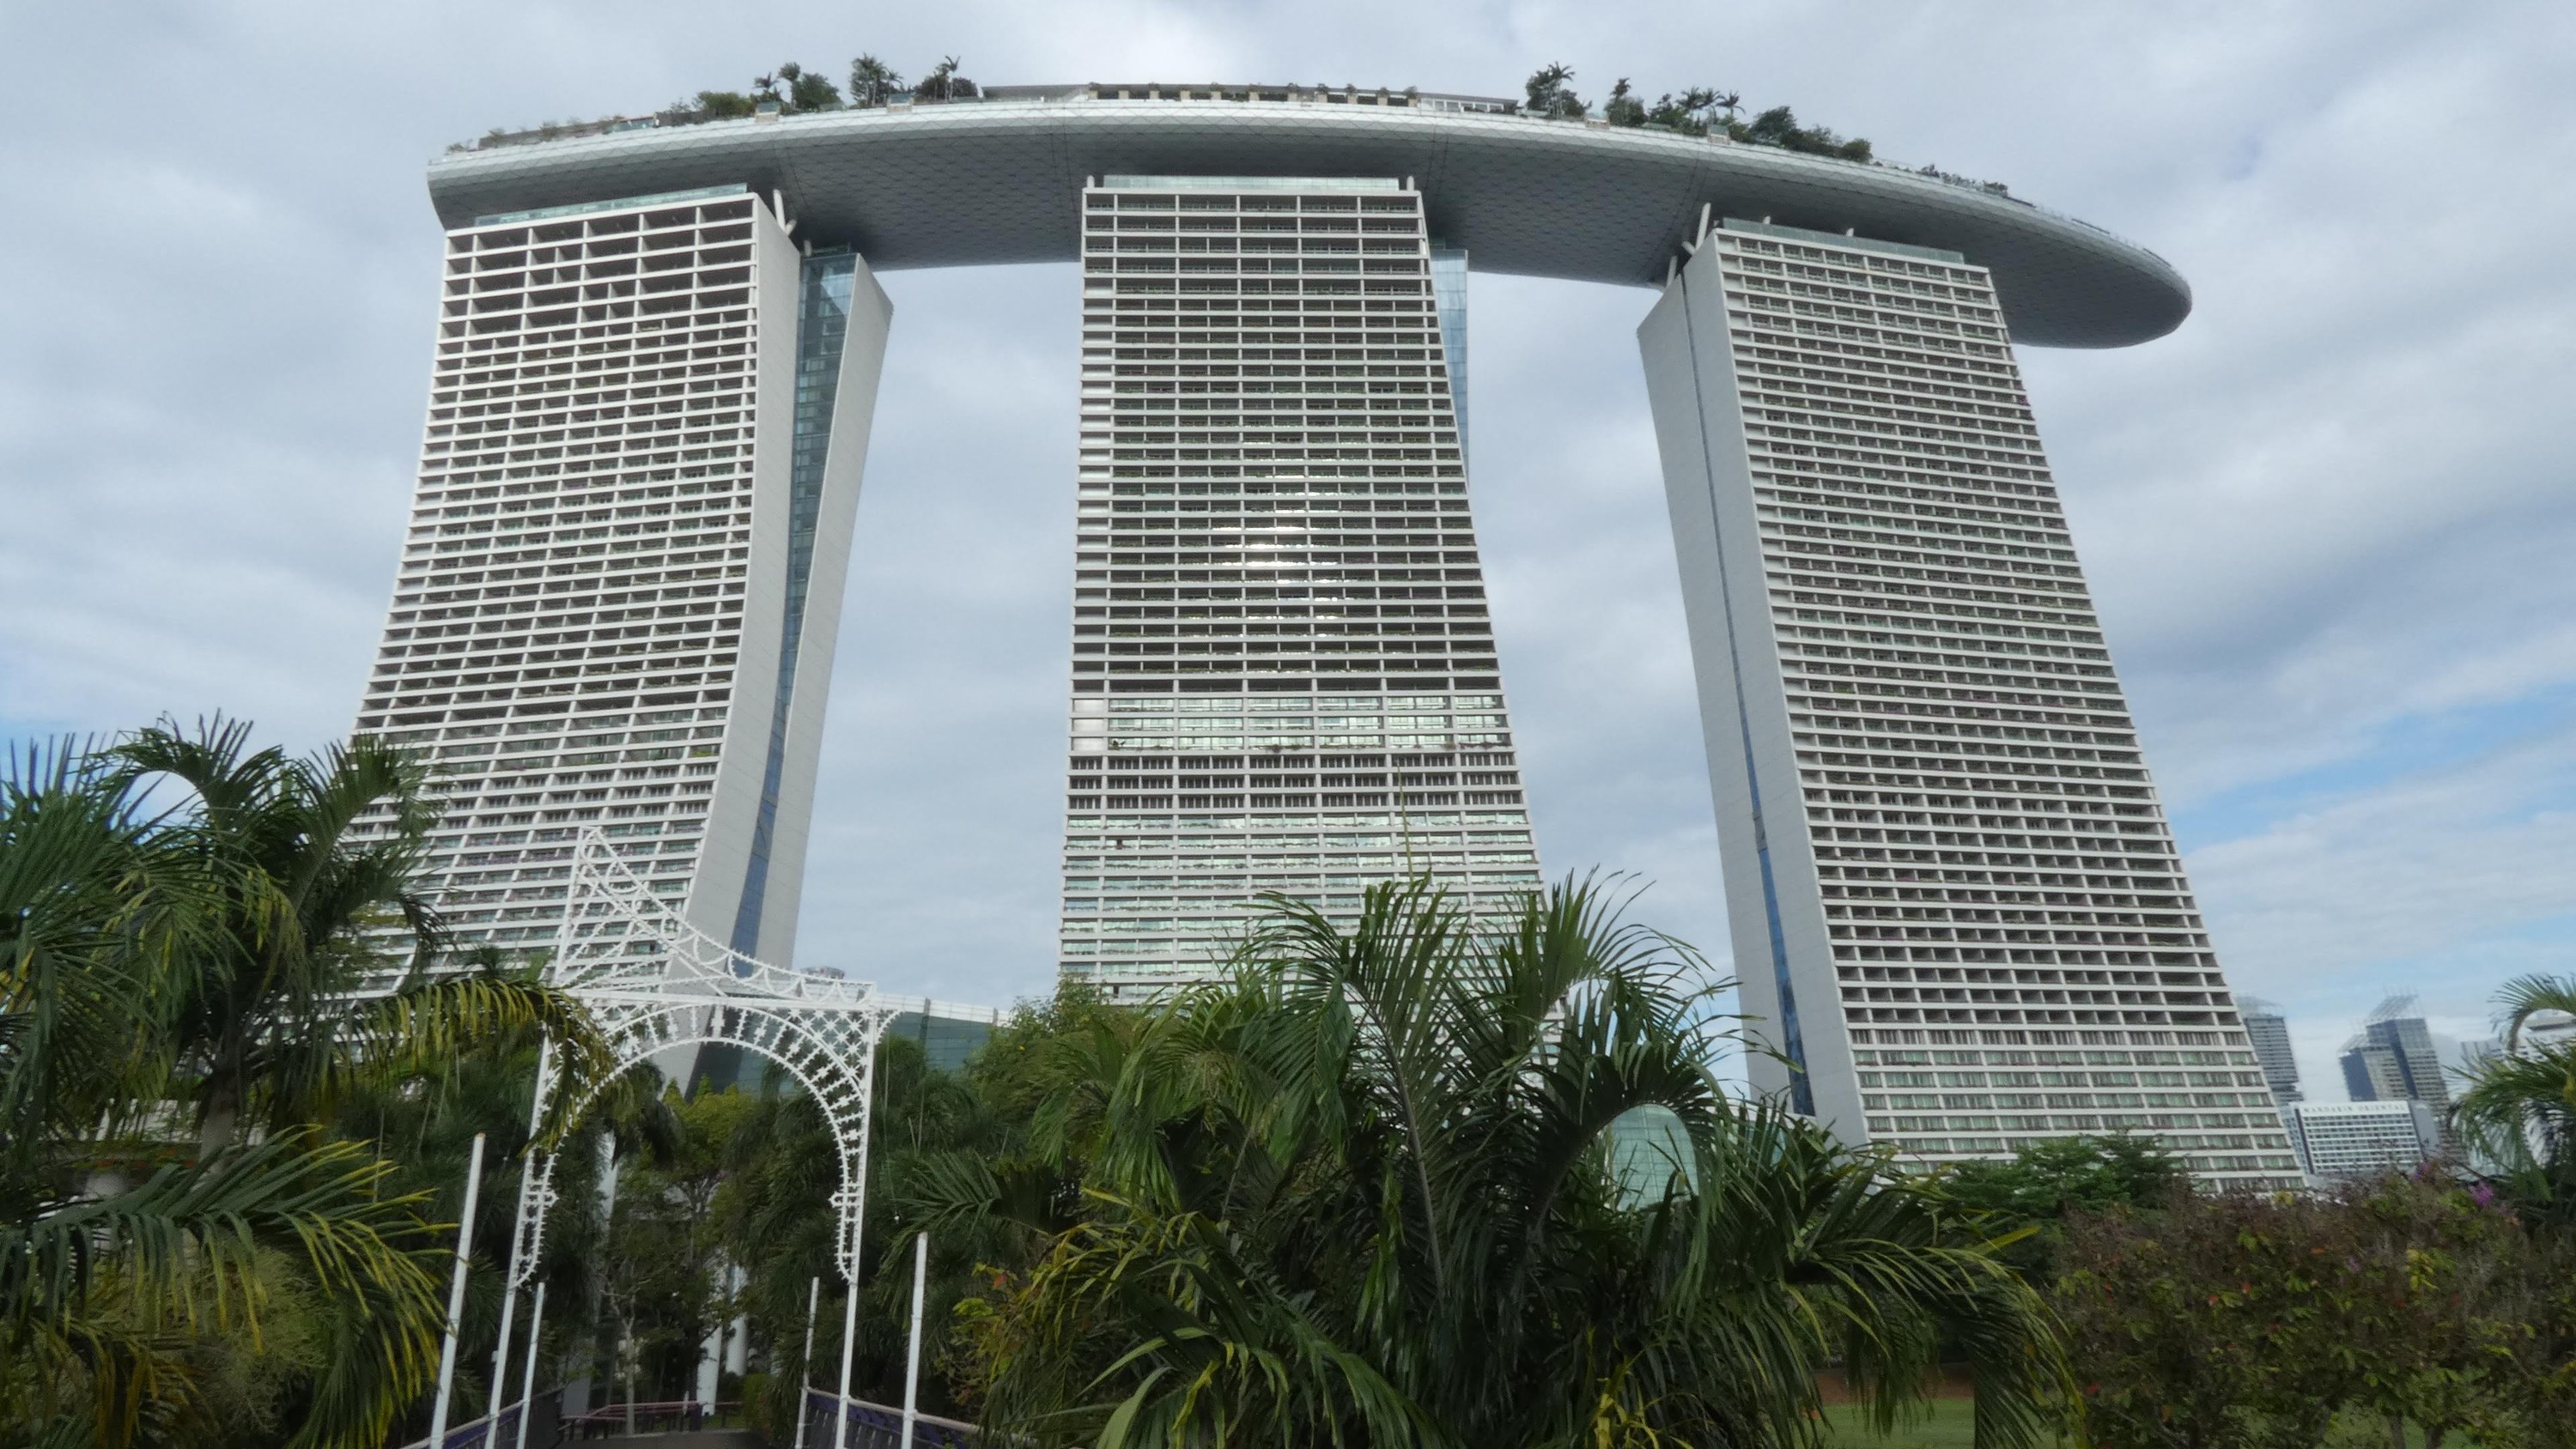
356,85 -> 2302,1188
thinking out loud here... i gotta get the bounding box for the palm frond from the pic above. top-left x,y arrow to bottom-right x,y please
973,877 -> 2062,1448
0,737 -> 212,1160
2,1131 -> 447,1447
2451,1040 -> 2576,1214
2494,973 -> 2576,1052
997,1198 -> 1444,1449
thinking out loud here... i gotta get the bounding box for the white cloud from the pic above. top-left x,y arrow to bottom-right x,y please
2190,726 -> 2576,1016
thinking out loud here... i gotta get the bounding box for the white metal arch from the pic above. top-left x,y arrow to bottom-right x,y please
490,828 -> 901,1428
502,1000 -> 891,1287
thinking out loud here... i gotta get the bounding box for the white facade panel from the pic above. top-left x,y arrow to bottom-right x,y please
683,212 -> 805,952
744,262 -> 894,962
1638,266 -> 1864,1139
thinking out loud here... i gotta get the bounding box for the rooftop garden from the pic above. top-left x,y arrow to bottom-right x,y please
1517,64 -> 2014,198
1521,63 -> 1874,161
449,58 -> 2018,199
453,52 -> 979,151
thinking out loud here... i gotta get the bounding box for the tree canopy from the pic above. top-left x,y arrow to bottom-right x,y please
0,721 -> 605,1446
1521,65 -> 1871,160
916,879 -> 2063,1448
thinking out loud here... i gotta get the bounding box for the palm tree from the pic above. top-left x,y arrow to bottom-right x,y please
1603,79 -> 1645,128
2494,973 -> 2576,1053
938,879 -> 2066,1447
3,722 -> 614,1444
1522,63 -> 1584,120
774,60 -> 842,113
848,55 -> 904,108
0,739 -> 204,1167
0,738 -> 450,1446
918,57 -> 976,102
2454,973 -> 2576,1227
108,716 -> 600,1156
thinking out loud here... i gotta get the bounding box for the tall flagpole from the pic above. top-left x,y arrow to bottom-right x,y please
793,1275 -> 820,1449
899,1232 -> 928,1449
511,1281 -> 548,1449
831,1025 -> 886,1449
830,1206 -> 863,1449
425,1132 -> 488,1449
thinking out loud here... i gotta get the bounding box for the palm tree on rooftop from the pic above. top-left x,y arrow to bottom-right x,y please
1523,63 -> 1583,120
848,55 -> 903,108
918,57 -> 976,101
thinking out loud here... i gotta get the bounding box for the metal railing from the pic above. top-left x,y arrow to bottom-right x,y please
389,1389 -> 559,1449
561,1397 -> 746,1439
799,1389 -> 979,1448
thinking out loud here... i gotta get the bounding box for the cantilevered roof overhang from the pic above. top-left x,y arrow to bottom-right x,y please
426,95 -> 2188,349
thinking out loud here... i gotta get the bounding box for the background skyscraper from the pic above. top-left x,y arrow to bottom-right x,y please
2239,997 -> 2304,1105
2288,1099 -> 2439,1180
2339,994 -> 2451,1113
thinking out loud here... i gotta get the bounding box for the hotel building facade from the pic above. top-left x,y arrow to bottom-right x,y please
1644,218 -> 2298,1180
362,82 -> 2296,1182
354,185 -> 890,973
1061,175 -> 1538,994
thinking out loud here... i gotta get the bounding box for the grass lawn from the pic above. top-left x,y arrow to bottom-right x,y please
1819,1398 -> 1978,1449
1818,1401 -> 2467,1449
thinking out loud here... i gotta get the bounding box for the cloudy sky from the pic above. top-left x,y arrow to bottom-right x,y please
4,1 -> 2572,1097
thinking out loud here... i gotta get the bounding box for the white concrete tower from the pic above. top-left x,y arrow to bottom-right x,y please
1059,175 -> 1543,997
1641,217 -> 2301,1187
351,185 -> 891,971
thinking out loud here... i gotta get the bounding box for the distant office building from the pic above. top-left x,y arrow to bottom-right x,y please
2457,1034 -> 2504,1073
888,996 -> 1007,1072
2288,1099 -> 2439,1180
2339,996 -> 2451,1113
2238,997 -> 2302,1106
2340,1040 -> 2409,1101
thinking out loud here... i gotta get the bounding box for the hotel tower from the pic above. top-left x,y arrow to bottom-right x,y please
1643,218 -> 2298,1179
353,186 -> 891,971
1059,176 -> 1540,997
